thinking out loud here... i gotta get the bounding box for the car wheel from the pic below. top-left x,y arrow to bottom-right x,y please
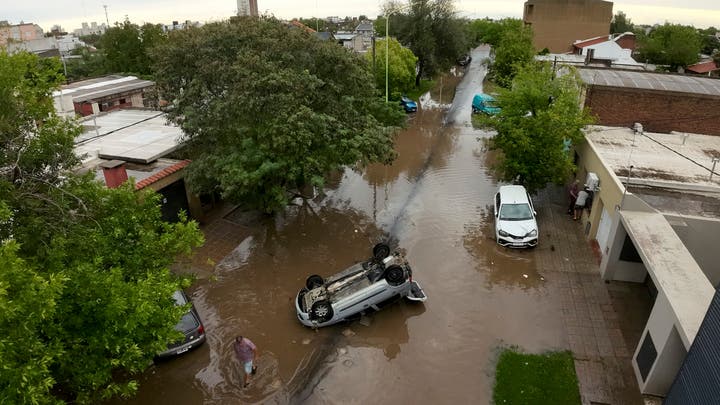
372,243 -> 391,260
384,265 -> 406,286
310,300 -> 333,322
305,275 -> 324,290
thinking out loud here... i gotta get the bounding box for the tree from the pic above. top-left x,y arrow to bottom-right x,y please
491,24 -> 535,88
152,17 -> 405,212
477,63 -> 595,193
468,18 -> 523,48
637,23 -> 701,70
99,19 -> 166,76
366,37 -> 418,97
387,0 -> 469,85
0,50 -> 204,403
610,11 -> 634,34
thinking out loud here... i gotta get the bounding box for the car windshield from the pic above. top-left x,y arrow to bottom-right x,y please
499,203 -> 533,220
485,100 -> 498,108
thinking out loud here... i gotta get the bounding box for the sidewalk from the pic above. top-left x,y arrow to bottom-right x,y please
535,186 -> 650,405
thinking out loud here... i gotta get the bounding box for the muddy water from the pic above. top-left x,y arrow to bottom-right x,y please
120,46 -> 566,404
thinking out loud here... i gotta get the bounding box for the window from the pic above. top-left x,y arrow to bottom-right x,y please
499,204 -> 533,221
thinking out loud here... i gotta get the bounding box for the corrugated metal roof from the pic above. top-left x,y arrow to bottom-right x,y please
57,75 -> 155,103
578,68 -> 720,96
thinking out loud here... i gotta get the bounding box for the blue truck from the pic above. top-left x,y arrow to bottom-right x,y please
472,93 -> 501,115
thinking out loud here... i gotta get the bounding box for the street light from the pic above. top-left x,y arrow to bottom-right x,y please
385,4 -> 411,103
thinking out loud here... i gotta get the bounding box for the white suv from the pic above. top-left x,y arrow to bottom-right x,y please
494,185 -> 538,248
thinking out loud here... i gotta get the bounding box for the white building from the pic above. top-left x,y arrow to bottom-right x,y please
73,22 -> 107,37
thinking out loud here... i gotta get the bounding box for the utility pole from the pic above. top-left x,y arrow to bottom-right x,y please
103,5 -> 109,26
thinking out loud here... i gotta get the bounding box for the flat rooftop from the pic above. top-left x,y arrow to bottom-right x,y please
620,211 -> 714,347
578,68 -> 720,97
55,75 -> 154,103
75,110 -> 183,164
587,126 -> 720,191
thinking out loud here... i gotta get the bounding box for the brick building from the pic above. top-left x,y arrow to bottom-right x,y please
53,75 -> 155,117
523,0 -> 613,52
578,68 -> 720,136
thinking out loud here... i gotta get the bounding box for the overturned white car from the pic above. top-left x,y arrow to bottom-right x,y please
295,243 -> 427,328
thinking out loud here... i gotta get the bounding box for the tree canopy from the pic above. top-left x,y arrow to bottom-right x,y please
1,50 -> 203,403
152,17 -> 405,212
637,23 -> 701,70
610,11 -> 635,34
468,18 -> 524,48
491,23 -> 535,88
99,19 -> 167,76
366,37 -> 418,98
477,63 -> 594,193
383,0 -> 469,85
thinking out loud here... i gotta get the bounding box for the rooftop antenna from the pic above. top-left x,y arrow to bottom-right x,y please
103,5 -> 109,26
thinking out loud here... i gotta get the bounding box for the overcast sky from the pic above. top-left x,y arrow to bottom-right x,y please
6,0 -> 720,32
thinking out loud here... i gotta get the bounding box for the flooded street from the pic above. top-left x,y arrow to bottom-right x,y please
123,45 -> 567,404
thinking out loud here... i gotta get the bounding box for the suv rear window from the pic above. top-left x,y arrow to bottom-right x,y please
176,311 -> 200,333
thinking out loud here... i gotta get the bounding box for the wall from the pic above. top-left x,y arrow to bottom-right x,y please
523,0 -> 613,52
584,86 -> 720,136
665,214 -> 720,287
575,135 -> 625,245
665,290 -> 720,404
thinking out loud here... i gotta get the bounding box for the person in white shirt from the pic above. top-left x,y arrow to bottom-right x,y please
574,187 -> 590,220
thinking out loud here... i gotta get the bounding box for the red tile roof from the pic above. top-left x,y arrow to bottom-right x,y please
686,61 -> 719,74
135,159 -> 191,190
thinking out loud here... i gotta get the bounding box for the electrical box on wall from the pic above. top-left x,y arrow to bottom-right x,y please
585,172 -> 599,191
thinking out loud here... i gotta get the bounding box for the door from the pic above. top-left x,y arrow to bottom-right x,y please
596,205 -> 612,255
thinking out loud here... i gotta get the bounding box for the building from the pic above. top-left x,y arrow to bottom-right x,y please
53,75 -> 156,117
75,110 -> 205,223
6,37 -> 61,57
354,21 -> 374,40
578,68 -> 720,136
237,0 -> 259,16
685,61 -> 720,77
334,32 -> 365,52
0,22 -> 44,46
523,0 -> 613,52
573,124 -> 720,398
72,22 -> 107,37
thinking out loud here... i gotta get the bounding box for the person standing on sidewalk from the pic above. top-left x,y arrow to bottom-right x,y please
233,335 -> 257,388
567,179 -> 579,215
574,187 -> 590,220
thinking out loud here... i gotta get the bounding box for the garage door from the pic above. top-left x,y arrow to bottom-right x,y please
596,206 -> 612,255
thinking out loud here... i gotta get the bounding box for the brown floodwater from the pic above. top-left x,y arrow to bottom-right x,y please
118,46 -> 566,405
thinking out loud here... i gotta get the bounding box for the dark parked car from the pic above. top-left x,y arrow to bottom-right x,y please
400,96 -> 418,113
156,290 -> 206,359
458,54 -> 472,66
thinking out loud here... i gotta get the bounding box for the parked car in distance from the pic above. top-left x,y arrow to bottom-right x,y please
472,93 -> 501,115
494,185 -> 538,248
457,54 -> 472,66
295,243 -> 427,328
156,290 -> 206,359
400,96 -> 418,113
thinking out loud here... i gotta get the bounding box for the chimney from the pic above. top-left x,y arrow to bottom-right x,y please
584,48 -> 595,65
99,160 -> 128,188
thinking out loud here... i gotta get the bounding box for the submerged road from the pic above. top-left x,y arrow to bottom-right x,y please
119,45 -> 566,404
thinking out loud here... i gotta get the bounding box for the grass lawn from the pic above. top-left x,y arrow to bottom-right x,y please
493,349 -> 581,405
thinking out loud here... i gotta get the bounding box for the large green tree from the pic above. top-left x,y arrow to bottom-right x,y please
152,16 -> 405,212
385,0 -> 469,85
366,37 -> 418,98
492,24 -> 535,88
99,19 -> 167,76
637,23 -> 701,70
468,18 -> 523,48
610,11 -> 635,34
0,50 -> 203,403
477,63 -> 594,192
